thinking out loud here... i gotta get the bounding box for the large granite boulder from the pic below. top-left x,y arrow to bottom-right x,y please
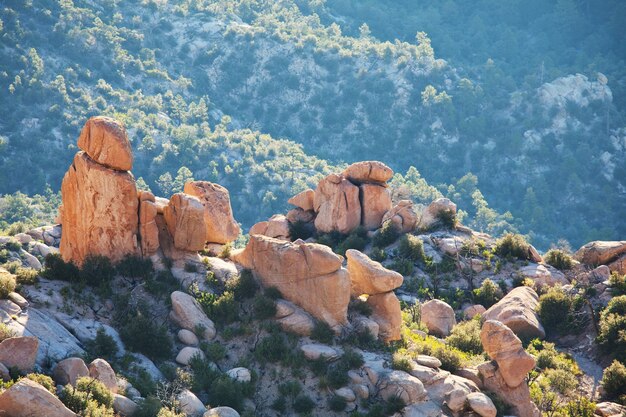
138,191 -> 160,257
53,357 -> 89,386
288,189 -> 315,211
360,183 -> 392,230
164,193 -> 207,252
420,299 -> 456,337
184,181 -> 240,244
342,161 -> 393,184
366,292 -> 402,342
0,378 -> 76,417
0,336 -> 38,373
170,291 -> 216,340
483,286 -> 545,340
313,173 -> 361,234
574,241 -> 626,266
382,200 -> 418,233
77,116 -> 133,171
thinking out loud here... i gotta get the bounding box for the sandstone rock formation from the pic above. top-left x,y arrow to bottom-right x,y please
483,286 -> 545,340
164,193 -> 207,251
314,173 -> 362,234
232,235 -> 350,329
288,189 -> 315,211
342,161 -> 394,184
53,357 -> 89,386
249,214 -> 290,240
378,370 -> 427,404
77,116 -> 133,171
360,183 -> 392,230
574,241 -> 626,265
184,181 -> 240,244
463,304 -> 486,319
366,292 -> 402,342
382,200 -> 418,233
113,394 -> 139,416
0,378 -> 76,417
418,198 -> 457,231
477,361 -> 541,417
480,320 -> 535,388
138,191 -> 159,257
346,249 -> 403,295
420,299 -> 456,337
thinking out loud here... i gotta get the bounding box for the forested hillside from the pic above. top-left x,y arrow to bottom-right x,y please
1,0 -> 624,249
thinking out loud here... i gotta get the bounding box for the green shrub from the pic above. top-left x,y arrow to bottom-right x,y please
253,293 -> 276,319
328,395 -> 347,411
229,269 -> 258,300
3,238 -> 22,252
207,374 -> 249,411
0,250 -> 10,264
609,272 -> 626,296
271,396 -> 287,413
145,270 -> 180,297
383,395 -> 406,415
0,323 -> 16,341
196,290 -> 239,324
311,320 -> 334,344
288,220 -> 315,241
119,314 -> 172,361
85,328 -> 119,361
339,349 -> 364,369
601,360 -> 626,404
372,220 -> 400,248
0,271 -> 16,298
80,255 -> 115,287
369,247 -> 387,262
255,333 -> 289,363
264,286 -> 282,299
42,253 -> 80,282
538,287 -> 585,336
493,233 -> 531,260
391,353 -> 413,373
563,397 -> 596,417
201,341 -> 227,362
316,230 -> 345,250
219,243 -> 232,259
446,317 -> 483,355
2,260 -> 21,274
14,267 -> 38,285
527,340 -> 579,373
157,408 -> 185,417
60,377 -> 114,414
544,249 -> 573,271
75,377 -> 114,408
336,226 -> 368,255
397,234 -> 426,262
293,395 -> 315,414
25,373 -> 55,393
135,397 -> 163,417
472,278 -> 502,308
435,209 -> 457,229
116,255 -> 153,278
389,258 -> 414,276
278,380 -> 302,398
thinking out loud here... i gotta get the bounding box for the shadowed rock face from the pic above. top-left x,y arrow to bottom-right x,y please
232,235 -> 350,329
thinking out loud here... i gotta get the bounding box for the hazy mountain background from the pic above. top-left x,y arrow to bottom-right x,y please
1,0 -> 625,249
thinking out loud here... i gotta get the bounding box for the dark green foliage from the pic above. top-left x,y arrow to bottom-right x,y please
372,221 -> 399,248
316,230 -> 345,250
278,381 -> 302,398
339,349 -> 365,370
145,270 -> 180,297
288,220 -> 315,241
80,255 -> 115,287
255,332 -> 289,363
308,356 -> 329,376
609,272 -> 626,296
597,296 -> 626,362
253,293 -> 276,319
195,290 -> 238,324
116,255 -> 153,278
119,314 -> 172,361
435,208 -> 457,230
85,328 -> 119,361
543,249 -> 573,271
201,341 -> 227,362
189,356 -> 252,411
0,272 -> 16,298
328,395 -> 347,411
135,397 -> 163,417
472,278 -> 502,308
538,287 -> 587,337
493,233 -> 531,260
446,317 -> 483,355
382,395 -> 406,415
75,377 -> 113,408
349,299 -> 372,316
60,377 -> 113,414
389,258 -> 413,276
292,395 -> 315,414
42,253 -> 79,282
311,320 -> 334,344
601,360 -> 626,404
3,238 -> 21,252
369,247 -> 387,262
336,226 -> 368,255
397,234 -> 426,262
564,397 -> 596,417
25,373 -> 55,393
264,286 -> 282,300
230,269 -> 258,300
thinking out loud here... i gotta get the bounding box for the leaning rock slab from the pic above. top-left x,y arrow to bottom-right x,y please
288,189 -> 315,211
420,299 -> 456,337
483,286 -> 545,340
184,181 -> 240,244
77,116 -> 133,171
346,249 -> 403,295
0,336 -> 38,373
0,378 -> 76,417
170,291 -> 216,340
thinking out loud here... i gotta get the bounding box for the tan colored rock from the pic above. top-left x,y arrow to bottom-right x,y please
184,181 -> 240,244
288,189 -> 315,211
176,347 -> 205,365
53,357 -> 89,386
342,161 -> 393,184
286,208 -> 315,224
379,370 -> 427,405
113,394 -> 138,416
346,249 -> 403,295
353,315 -> 380,340
88,358 -> 117,394
170,291 -> 216,340
574,241 -> 626,265
0,378 -> 76,417
249,221 -> 268,236
204,407 -> 240,417
608,253 -> 626,275
313,173 -> 361,234
420,299 -> 456,337
60,152 -> 139,266
77,116 -> 133,171
138,193 -> 159,257
277,308 -> 315,336
595,402 -> 626,417
464,304 -> 486,319
265,214 -> 290,240
480,320 -> 535,388
360,183 -> 392,230
477,361 -> 541,417
419,198 -> 457,231
0,336 -> 38,373
519,264 -> 567,287
466,392 -> 497,417
177,389 -> 206,416
178,329 -> 199,346
483,286 -> 545,340
164,193 -> 207,251
300,343 -> 340,361
366,292 -> 402,342
233,235 -> 349,328
528,244 -> 543,263
382,200 -> 418,233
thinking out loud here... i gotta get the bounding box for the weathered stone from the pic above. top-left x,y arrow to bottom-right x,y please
177,389 -> 206,416
178,329 -> 199,346
264,214 -> 290,240
8,292 -> 28,309
415,355 -> 441,369
608,254 -> 626,275
288,189 -> 315,211
420,299 -> 456,337
353,384 -> 369,399
176,347 -> 205,365
346,249 -> 403,295
300,343 -> 339,361
0,378 -> 76,417
53,357 -> 89,386
88,358 -> 117,393
519,264 -> 568,287
0,336 -> 38,373
445,388 -> 468,412
407,362 -> 442,385
170,291 -> 216,340
77,116 -> 133,171
226,367 -> 251,383
464,304 -> 486,319
138,195 -> 159,257
467,392 -> 497,417
353,315 -> 380,340
204,407 -> 240,417
113,394 -> 138,416
419,198 -> 457,231
0,362 -> 10,381
366,292 -> 402,342
164,193 -> 207,251
382,200 -> 418,233
21,250 -> 42,270
574,241 -> 626,265
286,208 -> 315,224
360,183 -> 392,230
477,361 -> 540,417
342,161 -> 393,184
335,387 -> 356,402
275,299 -> 296,318
379,370 -> 427,405
184,181 -> 240,244
314,173 -> 361,234
232,235 -> 350,328
595,402 -> 626,417
276,308 -> 315,336
480,320 -> 535,388
60,152 -> 139,266
483,286 -> 545,340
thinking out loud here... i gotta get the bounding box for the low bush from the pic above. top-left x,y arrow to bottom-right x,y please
264,286 -> 282,300
328,395 -> 347,411
80,255 -> 115,287
563,397 -> 596,417
157,408 -> 185,417
0,323 -> 16,341
145,270 -> 179,297
3,238 -> 22,252
229,269 -> 258,301
527,340 -> 579,373
60,377 -> 114,414
253,293 -> 276,319
119,314 -> 172,361
372,220 -> 400,248
369,247 -> 387,262
544,249 -> 573,271
401,328 -> 469,372
116,255 -> 153,279
75,377 -> 113,408
389,258 -> 414,276
201,341 -> 227,362
255,332 -> 289,363
397,234 -> 427,262
436,208 -> 457,229
336,226 -> 368,255
446,317 -> 483,355
292,395 -> 315,414
609,272 -> 626,296
195,290 -> 238,324
311,320 -> 334,344
472,278 -> 502,308
391,353 -> 413,373
597,296 -> 626,362
25,373 -> 55,393
538,287 -> 586,336
134,397 -> 163,417
85,327 -> 119,361
493,233 -> 531,260
601,360 -> 626,404
14,267 -> 38,285
42,253 -> 80,282
0,272 -> 16,298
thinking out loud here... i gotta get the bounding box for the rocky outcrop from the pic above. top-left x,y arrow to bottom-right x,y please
366,292 -> 402,342
382,200 -> 418,233
418,198 -> 456,231
288,189 -> 315,211
483,286 -> 545,340
164,193 -> 207,251
574,241 -> 626,266
53,357 -> 89,386
378,370 -> 427,404
314,173 -> 361,234
77,116 -> 133,171
60,151 -> 139,266
0,336 -> 38,373
463,304 -> 486,319
170,291 -> 216,340
519,264 -> 567,287
608,255 -> 626,275
477,361 -> 540,417
360,183 -> 392,230
249,214 -> 290,240
346,250 -> 403,295
420,299 -> 456,337
342,161 -> 394,184
480,320 -> 535,388
184,181 -> 240,244
138,191 -> 159,257
232,235 -> 350,329
0,378 -> 76,417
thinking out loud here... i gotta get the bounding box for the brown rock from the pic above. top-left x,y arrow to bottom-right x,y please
0,336 -> 38,373
463,304 -> 486,319
346,249 -> 403,295
313,173 -> 361,234
264,214 -> 290,240
286,208 -> 315,224
77,116 -> 133,171
342,161 -> 393,184
60,152 -> 139,266
288,189 -> 315,211
379,370 -> 427,404
139,194 -> 159,257
164,193 -> 207,251
88,358 -> 117,394
53,357 -> 89,386
483,286 -> 545,340
360,183 -> 392,230
574,241 -> 626,266
183,181 -> 240,244
233,235 -> 350,328
367,292 -> 402,342
0,378 -> 76,417
608,253 -> 626,275
477,361 -> 540,417
249,221 -> 268,236
382,200 -> 418,233
420,299 -> 456,337
480,320 -> 536,388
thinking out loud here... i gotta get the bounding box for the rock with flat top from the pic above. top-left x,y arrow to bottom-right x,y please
342,161 -> 393,184
574,241 -> 626,265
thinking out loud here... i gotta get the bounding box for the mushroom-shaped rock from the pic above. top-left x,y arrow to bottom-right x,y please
53,357 -> 89,386
382,200 -> 418,233
184,181 -> 240,244
379,370 -> 427,405
88,359 -> 117,393
420,299 -> 456,337
0,336 -> 38,373
574,241 -> 626,265
360,183 -> 392,230
342,161 -> 393,184
60,152 -> 139,266
313,173 -> 361,234
204,407 -> 240,417
164,193 -> 207,251
113,394 -> 138,416
419,198 -> 457,231
466,392 -> 497,417
170,291 -> 216,340
0,378 -> 76,417
366,292 -> 402,342
480,320 -> 536,388
482,286 -> 545,340
288,189 -> 315,211
232,235 -> 350,328
77,116 -> 133,171
346,249 -> 403,295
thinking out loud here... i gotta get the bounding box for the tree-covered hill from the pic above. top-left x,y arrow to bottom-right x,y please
0,0 -> 624,249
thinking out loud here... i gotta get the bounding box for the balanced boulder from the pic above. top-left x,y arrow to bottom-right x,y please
184,181 -> 240,244
420,299 -> 456,337
483,286 -> 545,340
77,116 -> 133,171
342,161 -> 393,184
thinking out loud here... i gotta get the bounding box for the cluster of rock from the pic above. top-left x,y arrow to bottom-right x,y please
58,116 -> 240,266
575,240 -> 626,275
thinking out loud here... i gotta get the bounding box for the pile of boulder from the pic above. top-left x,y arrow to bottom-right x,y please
575,240 -> 626,274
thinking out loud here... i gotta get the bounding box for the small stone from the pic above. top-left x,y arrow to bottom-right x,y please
334,387 -> 356,402
176,347 -> 205,366
226,367 -> 251,383
178,329 -> 199,346
300,343 -> 339,361
415,355 -> 442,369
